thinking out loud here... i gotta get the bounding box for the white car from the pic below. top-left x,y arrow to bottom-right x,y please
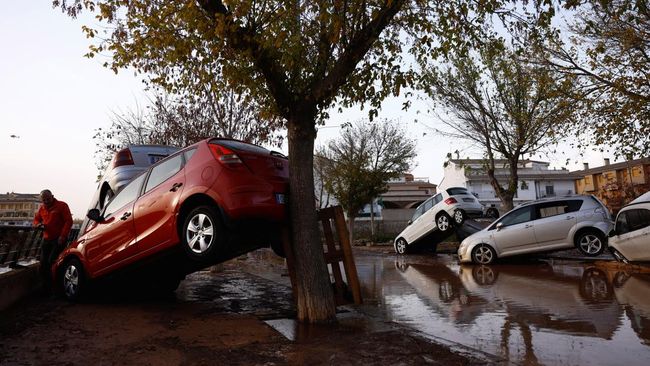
394,187 -> 483,254
458,195 -> 613,264
608,192 -> 650,263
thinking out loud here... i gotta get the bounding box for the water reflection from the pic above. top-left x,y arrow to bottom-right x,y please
355,252 -> 650,365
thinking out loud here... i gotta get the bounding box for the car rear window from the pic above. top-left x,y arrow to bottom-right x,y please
446,187 -> 469,196
213,139 -> 270,155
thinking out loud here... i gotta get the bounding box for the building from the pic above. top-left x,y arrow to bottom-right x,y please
380,174 -> 437,209
574,158 -> 650,214
0,192 -> 40,227
439,159 -> 581,209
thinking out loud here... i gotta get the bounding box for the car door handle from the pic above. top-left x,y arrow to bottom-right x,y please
525,224 -> 533,229
170,182 -> 183,192
566,216 -> 575,220
120,212 -> 132,221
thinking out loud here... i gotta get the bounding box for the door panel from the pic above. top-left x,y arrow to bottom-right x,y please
83,203 -> 137,275
134,170 -> 186,251
492,206 -> 536,254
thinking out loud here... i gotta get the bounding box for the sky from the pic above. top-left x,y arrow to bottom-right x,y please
0,3 -> 616,219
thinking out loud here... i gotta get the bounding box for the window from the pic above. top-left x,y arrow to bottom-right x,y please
412,205 -> 426,221
616,209 -> 650,235
423,198 -> 434,212
184,148 -> 197,163
145,154 -> 183,193
433,194 -> 443,204
104,173 -> 147,218
545,185 -> 555,196
498,206 -> 534,227
213,139 -> 269,154
446,187 -> 469,196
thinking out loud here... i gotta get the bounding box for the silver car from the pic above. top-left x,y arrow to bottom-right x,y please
458,195 -> 612,264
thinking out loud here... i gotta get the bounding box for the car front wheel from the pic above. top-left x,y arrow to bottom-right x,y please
453,209 -> 465,225
471,244 -> 496,265
182,205 -> 225,262
436,213 -> 452,232
576,230 -> 606,257
60,258 -> 86,302
395,238 -> 408,255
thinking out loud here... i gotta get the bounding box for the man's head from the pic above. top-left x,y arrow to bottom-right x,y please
40,189 -> 55,207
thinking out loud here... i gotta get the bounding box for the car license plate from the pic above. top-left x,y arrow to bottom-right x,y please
463,198 -> 475,202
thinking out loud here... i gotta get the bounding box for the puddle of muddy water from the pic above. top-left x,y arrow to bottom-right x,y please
354,251 -> 650,366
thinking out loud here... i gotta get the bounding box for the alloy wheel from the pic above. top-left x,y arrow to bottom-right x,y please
453,210 -> 464,225
395,239 -> 407,254
472,245 -> 494,264
579,234 -> 602,255
437,215 -> 450,232
63,264 -> 79,298
186,213 -> 215,254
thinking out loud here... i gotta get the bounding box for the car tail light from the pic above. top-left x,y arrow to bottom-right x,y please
209,143 -> 243,166
113,148 -> 134,168
444,197 -> 458,205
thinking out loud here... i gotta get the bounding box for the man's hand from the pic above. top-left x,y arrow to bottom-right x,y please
34,223 -> 45,230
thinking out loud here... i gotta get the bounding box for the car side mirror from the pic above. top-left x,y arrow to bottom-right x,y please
407,220 -> 412,226
608,229 -> 617,238
496,222 -> 504,231
87,208 -> 104,222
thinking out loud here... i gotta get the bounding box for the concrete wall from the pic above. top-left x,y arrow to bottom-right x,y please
0,263 -> 41,311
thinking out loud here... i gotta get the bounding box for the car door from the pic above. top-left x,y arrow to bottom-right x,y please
614,209 -> 650,261
532,200 -> 579,247
404,199 -> 430,242
133,152 -> 187,253
490,205 -> 537,254
83,173 -> 147,275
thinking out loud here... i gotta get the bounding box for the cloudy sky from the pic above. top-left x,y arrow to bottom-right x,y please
0,3 -> 611,219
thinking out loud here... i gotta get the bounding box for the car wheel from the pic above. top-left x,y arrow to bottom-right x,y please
395,238 -> 409,255
453,209 -> 465,225
182,205 -> 225,262
486,208 -> 499,219
60,258 -> 86,302
471,244 -> 496,265
576,230 -> 606,257
436,213 -> 452,232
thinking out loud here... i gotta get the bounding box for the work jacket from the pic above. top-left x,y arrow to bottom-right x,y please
33,199 -> 73,242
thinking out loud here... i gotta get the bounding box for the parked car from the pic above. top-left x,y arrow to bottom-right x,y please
394,187 -> 483,254
53,138 -> 289,300
608,192 -> 650,263
458,195 -> 612,264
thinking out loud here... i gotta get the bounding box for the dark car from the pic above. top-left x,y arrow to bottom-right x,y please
54,138 -> 289,300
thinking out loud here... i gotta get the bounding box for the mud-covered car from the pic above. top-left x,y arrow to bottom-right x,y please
54,138 -> 289,300
608,192 -> 650,263
458,195 -> 612,264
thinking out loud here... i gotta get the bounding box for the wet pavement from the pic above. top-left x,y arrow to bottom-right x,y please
353,248 -> 650,365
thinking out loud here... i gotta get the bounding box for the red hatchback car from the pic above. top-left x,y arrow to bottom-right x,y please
54,138 -> 289,300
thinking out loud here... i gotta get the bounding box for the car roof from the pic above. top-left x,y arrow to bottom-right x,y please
630,191 -> 650,205
517,194 -> 591,208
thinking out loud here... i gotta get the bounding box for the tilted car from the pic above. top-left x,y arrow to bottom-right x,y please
53,138 -> 288,300
458,195 -> 612,264
394,187 -> 483,254
608,192 -> 650,263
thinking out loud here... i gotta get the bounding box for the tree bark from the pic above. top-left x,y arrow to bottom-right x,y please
287,109 -> 336,323
370,201 -> 375,238
348,214 -> 356,247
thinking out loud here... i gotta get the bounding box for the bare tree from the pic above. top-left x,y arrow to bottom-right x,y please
423,41 -> 576,210
318,120 -> 416,243
94,90 -> 283,174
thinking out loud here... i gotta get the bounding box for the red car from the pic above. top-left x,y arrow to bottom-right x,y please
54,138 -> 289,300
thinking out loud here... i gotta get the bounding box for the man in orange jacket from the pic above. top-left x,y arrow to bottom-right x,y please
33,189 -> 73,293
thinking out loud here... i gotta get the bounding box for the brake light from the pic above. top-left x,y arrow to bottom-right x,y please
444,197 -> 458,205
113,148 -> 134,168
209,143 -> 243,166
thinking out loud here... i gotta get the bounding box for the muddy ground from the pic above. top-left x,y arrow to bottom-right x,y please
0,252 -> 489,366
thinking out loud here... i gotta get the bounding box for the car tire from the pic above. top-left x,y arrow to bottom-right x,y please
486,208 -> 499,219
395,238 -> 409,255
60,258 -> 86,302
471,244 -> 496,265
181,205 -> 225,263
453,209 -> 465,225
575,230 -> 606,257
435,213 -> 452,233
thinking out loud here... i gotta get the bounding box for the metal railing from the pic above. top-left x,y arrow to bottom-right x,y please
0,227 -> 80,269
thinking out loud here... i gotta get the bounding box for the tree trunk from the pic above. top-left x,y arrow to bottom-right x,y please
348,214 -> 356,247
287,111 -> 336,323
369,201 -> 375,238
